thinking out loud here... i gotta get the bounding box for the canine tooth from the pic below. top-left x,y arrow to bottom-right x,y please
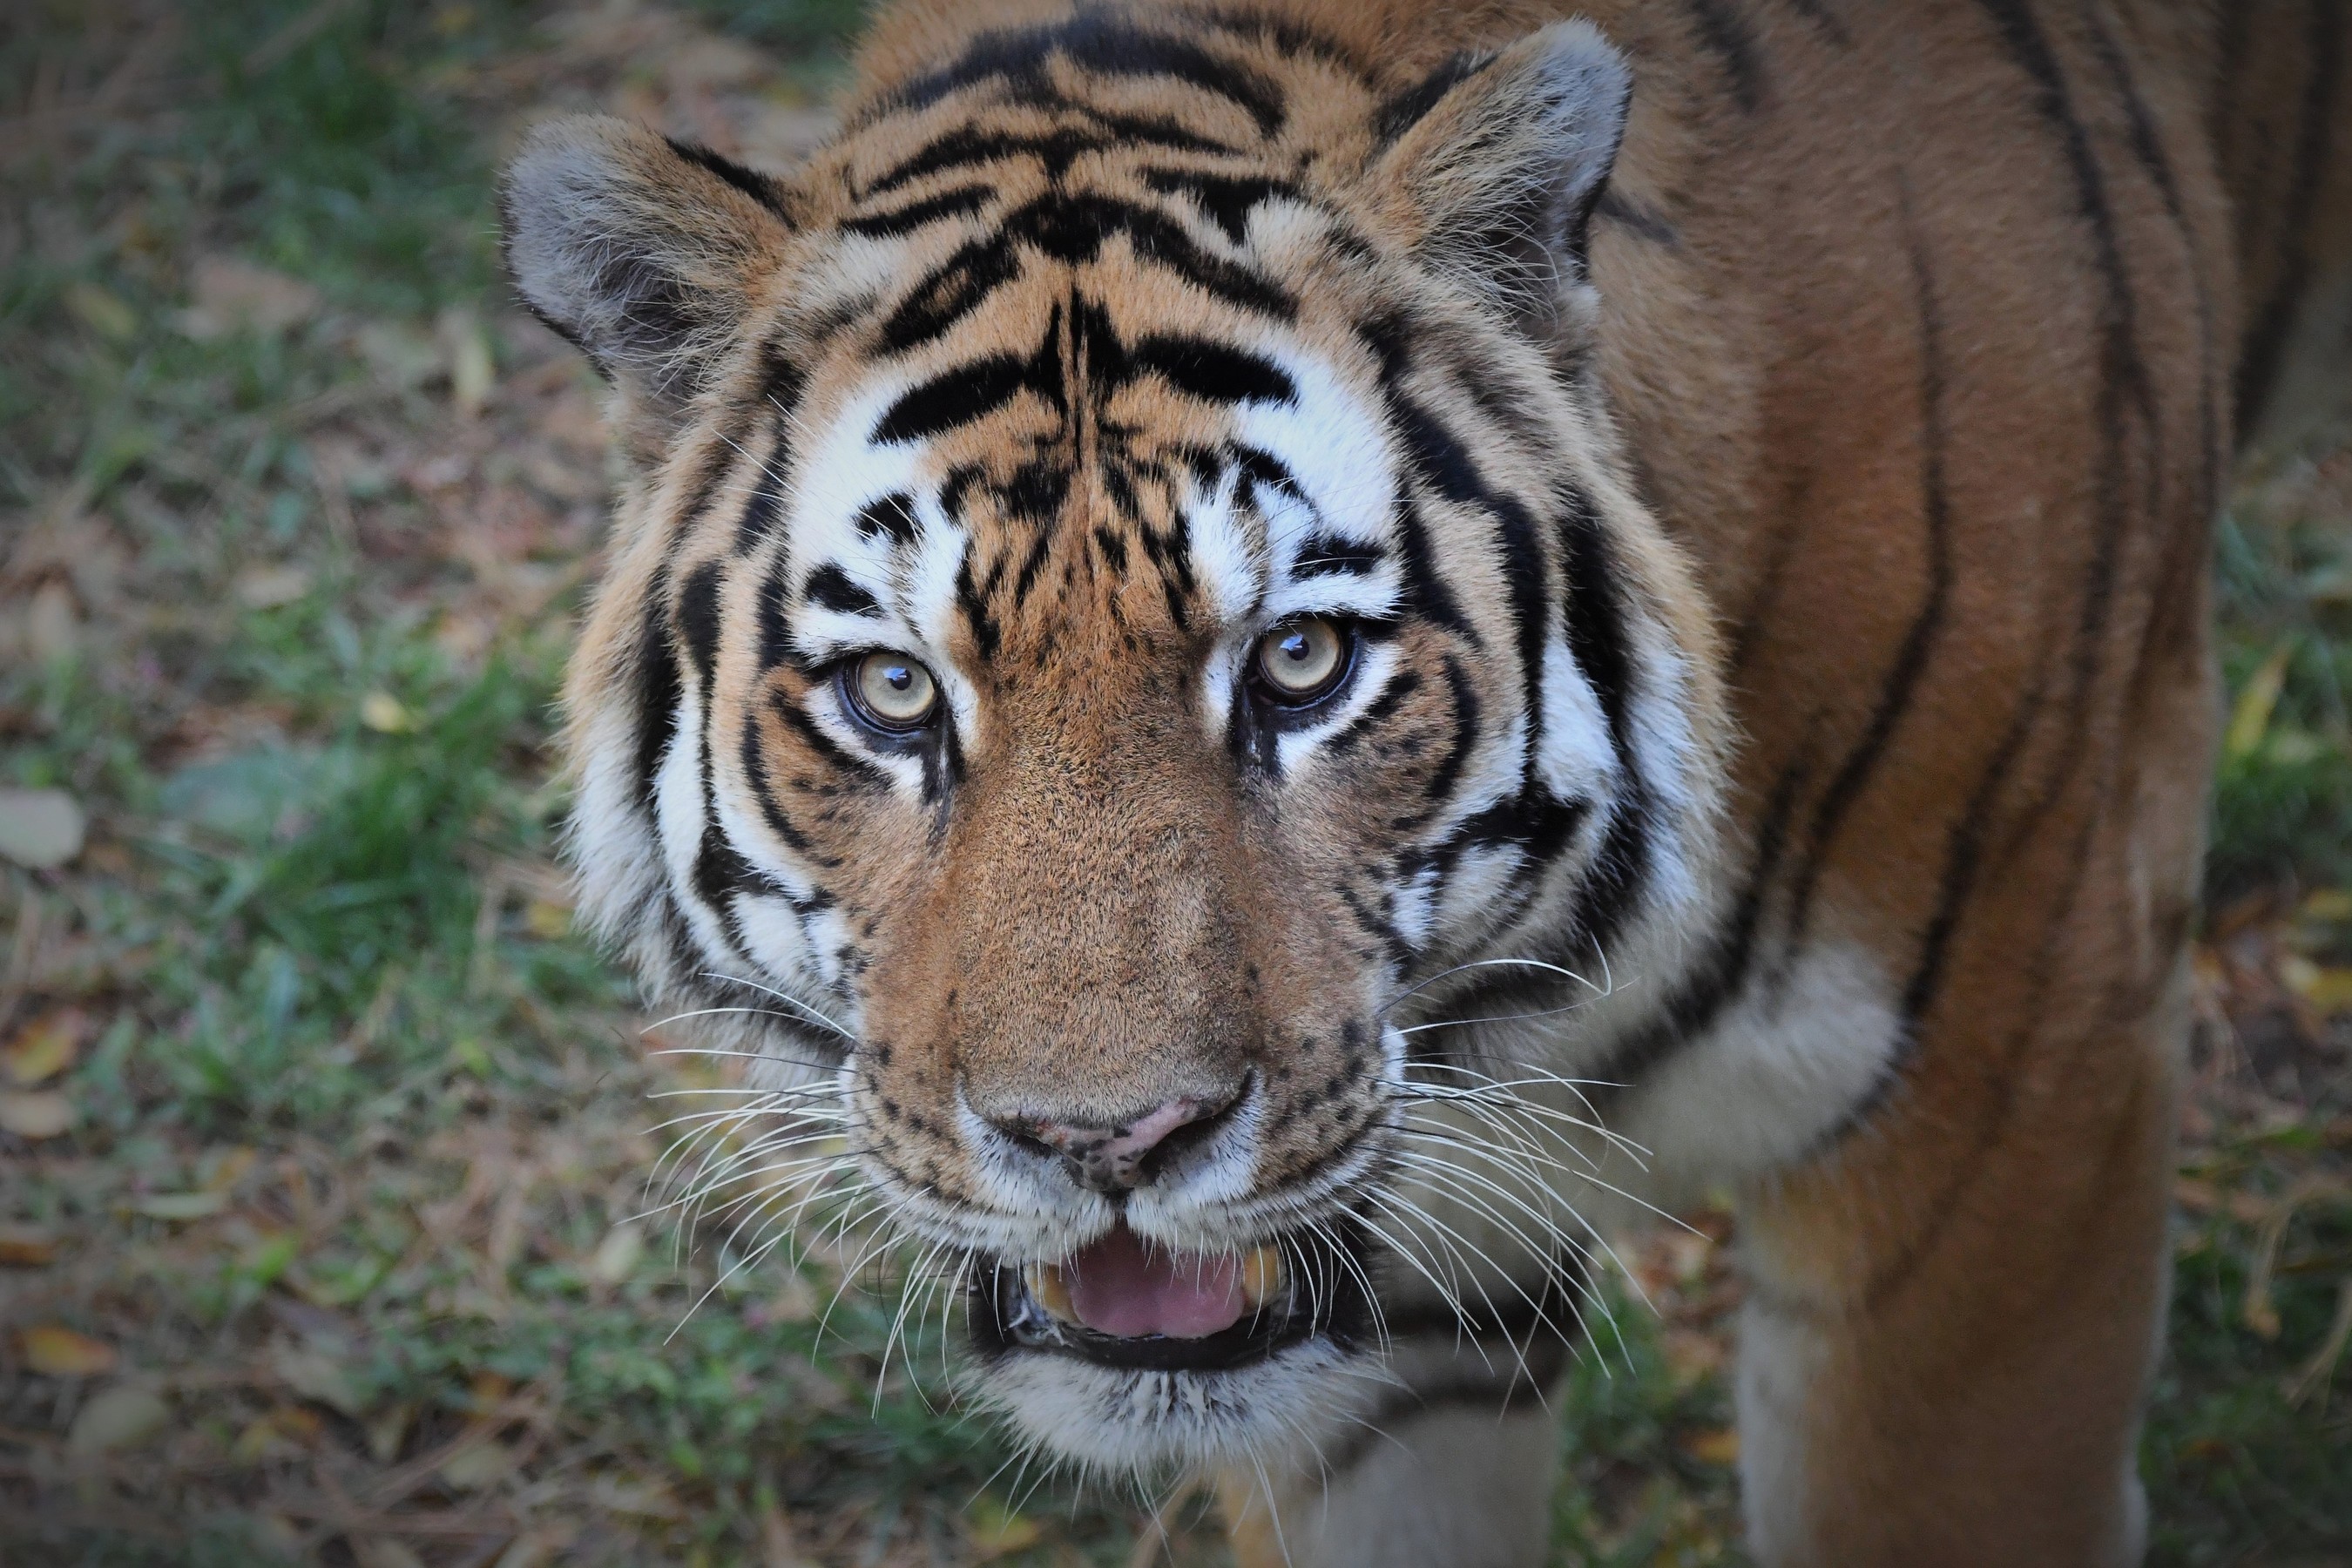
1025,1261 -> 1076,1323
1240,1246 -> 1285,1311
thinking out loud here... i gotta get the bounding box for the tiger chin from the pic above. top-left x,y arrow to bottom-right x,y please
500,1 -> 2344,1564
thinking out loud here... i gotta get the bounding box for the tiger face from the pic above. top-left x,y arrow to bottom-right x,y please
504,10 -> 1727,1473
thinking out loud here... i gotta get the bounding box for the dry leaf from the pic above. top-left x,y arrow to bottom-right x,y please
0,1090 -> 76,1139
3,1009 -> 86,1085
273,1343 -> 362,1415
0,1224 -> 58,1266
965,1497 -> 1043,1559
0,787 -> 86,869
352,1539 -> 429,1568
590,1222 -> 643,1284
2224,644 -> 2293,760
1679,1426 -> 1742,1465
68,1385 -> 169,1455
19,1325 -> 118,1376
360,692 -> 415,733
179,257 -> 321,340
25,582 -> 78,659
438,1436 -> 515,1490
588,1473 -> 683,1518
234,564 -> 314,609
233,1405 -> 323,1463
131,1191 -> 227,1220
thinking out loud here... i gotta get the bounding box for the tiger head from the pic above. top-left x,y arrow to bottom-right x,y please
503,7 -> 1728,1474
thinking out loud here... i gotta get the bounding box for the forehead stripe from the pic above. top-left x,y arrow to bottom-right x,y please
875,354 -> 1038,443
880,15 -> 1289,137
840,183 -> 997,239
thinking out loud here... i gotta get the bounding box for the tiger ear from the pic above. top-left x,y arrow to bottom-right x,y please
1371,22 -> 1632,334
499,115 -> 794,430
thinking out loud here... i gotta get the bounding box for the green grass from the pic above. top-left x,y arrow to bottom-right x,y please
0,3 -> 2345,1565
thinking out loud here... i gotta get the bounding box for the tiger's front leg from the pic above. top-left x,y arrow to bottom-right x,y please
1732,994 -> 2185,1567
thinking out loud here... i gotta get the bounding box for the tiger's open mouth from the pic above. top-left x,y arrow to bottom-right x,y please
970,1221 -> 1375,1373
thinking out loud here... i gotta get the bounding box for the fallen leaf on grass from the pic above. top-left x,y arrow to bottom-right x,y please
0,787 -> 86,868
200,1145 -> 260,1192
3,1009 -> 86,1085
2280,955 -> 2352,1014
1679,1427 -> 1741,1466
352,1538 -> 429,1568
68,1384 -> 170,1455
129,1190 -> 227,1220
233,1405 -> 324,1464
0,1224 -> 58,1266
964,1497 -> 1042,1559
234,564 -> 314,609
438,1437 -> 514,1491
65,282 -> 138,342
273,1343 -> 363,1416
589,1222 -> 643,1284
178,257 -> 321,340
587,1473 -> 682,1519
361,691 -> 416,733
0,1090 -> 76,1139
18,1325 -> 118,1375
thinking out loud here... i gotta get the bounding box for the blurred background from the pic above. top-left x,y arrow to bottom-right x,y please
1,3 -> 2347,1564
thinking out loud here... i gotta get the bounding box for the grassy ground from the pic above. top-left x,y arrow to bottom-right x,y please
0,3 -> 2345,1565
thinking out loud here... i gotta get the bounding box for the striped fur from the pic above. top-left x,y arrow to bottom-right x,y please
502,2 -> 2350,1563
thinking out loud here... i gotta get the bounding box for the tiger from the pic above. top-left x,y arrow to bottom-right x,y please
497,0 -> 2352,1563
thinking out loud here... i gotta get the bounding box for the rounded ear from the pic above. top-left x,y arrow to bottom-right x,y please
1371,22 -> 1632,334
499,116 -> 794,430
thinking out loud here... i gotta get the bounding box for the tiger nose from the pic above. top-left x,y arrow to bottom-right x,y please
999,1092 -> 1238,1194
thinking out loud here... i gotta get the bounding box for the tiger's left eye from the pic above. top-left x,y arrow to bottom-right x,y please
1253,618 -> 1350,705
846,651 -> 939,732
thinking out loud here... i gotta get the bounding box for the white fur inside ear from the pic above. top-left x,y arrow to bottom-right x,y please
1382,21 -> 1632,320
499,115 -> 787,402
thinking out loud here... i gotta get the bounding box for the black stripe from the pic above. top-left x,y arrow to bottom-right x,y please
664,137 -> 793,220
838,184 -> 995,238
881,14 -> 1288,137
1325,667 -> 1423,754
1778,186 -> 1953,959
1375,48 -> 1493,144
630,566 -> 680,808
1138,168 -> 1296,244
854,492 -> 920,546
1976,0 -> 2151,862
803,563 -> 882,617
1130,334 -> 1295,404
877,235 -> 1023,354
1290,533 -> 1385,578
954,544 -> 1001,662
739,715 -> 815,855
675,559 -> 725,686
1003,192 -> 1295,318
1594,188 -> 1679,247
1684,0 -> 1767,114
866,118 -> 1237,198
1582,757 -> 1806,1105
874,353 -> 1036,443
1781,0 -> 1853,48
2234,0 -> 2342,436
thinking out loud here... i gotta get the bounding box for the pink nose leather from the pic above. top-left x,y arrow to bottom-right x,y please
1015,1096 -> 1225,1193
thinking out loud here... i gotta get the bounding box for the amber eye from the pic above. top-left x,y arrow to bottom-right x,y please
1253,618 -> 1350,705
845,651 -> 939,733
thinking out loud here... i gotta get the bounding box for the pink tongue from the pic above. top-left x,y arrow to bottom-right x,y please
1064,1226 -> 1247,1340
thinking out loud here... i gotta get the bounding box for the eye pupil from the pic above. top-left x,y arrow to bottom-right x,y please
1254,618 -> 1349,705
849,651 -> 939,732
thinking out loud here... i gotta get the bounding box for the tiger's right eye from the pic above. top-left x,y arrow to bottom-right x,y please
845,651 -> 939,733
